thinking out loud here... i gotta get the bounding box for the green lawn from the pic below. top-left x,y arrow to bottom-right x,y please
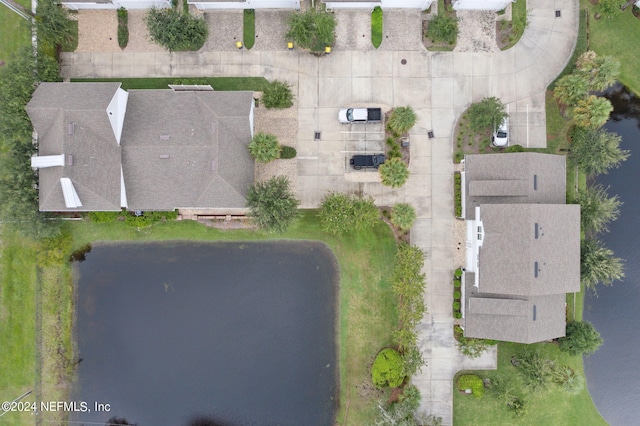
64,211 -> 398,424
0,232 -> 38,425
0,8 -> 31,64
583,0 -> 640,95
499,0 -> 527,50
71,77 -> 270,91
454,343 -> 607,425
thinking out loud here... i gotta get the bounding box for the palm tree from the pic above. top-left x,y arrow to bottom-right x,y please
569,127 -> 629,176
572,95 -> 613,129
553,73 -> 588,108
576,51 -> 620,91
576,184 -> 622,236
248,132 -> 280,163
379,158 -> 410,188
387,106 -> 418,136
580,238 -> 625,290
391,202 -> 417,231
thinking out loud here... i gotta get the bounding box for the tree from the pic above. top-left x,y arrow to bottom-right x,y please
262,80 -> 294,109
0,47 -> 61,238
145,8 -> 208,52
466,97 -> 508,133
318,193 -> 379,235
576,184 -> 622,236
248,132 -> 280,163
35,0 -> 75,53
553,73 -> 589,108
572,95 -> 613,129
376,385 -> 422,425
569,127 -> 629,176
286,9 -> 336,52
427,14 -> 458,45
558,321 -> 604,356
392,243 -> 426,352
580,238 -> 625,290
387,106 -> 417,136
512,347 -> 554,391
576,51 -> 620,91
379,158 -> 410,188
457,335 -> 497,359
246,176 -> 299,233
596,0 -> 626,18
372,348 -> 405,389
391,203 -> 417,231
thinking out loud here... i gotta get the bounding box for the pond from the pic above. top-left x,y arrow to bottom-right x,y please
584,83 -> 640,425
72,241 -> 338,426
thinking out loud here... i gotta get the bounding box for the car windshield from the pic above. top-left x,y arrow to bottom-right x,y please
347,109 -> 354,121
497,131 -> 507,138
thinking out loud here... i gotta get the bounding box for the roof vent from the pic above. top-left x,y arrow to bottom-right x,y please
67,123 -> 75,135
535,223 -> 539,239
533,305 -> 537,321
533,174 -> 538,190
159,154 -> 170,159
67,154 -> 74,166
160,135 -> 171,140
211,160 -> 216,171
534,261 -> 539,278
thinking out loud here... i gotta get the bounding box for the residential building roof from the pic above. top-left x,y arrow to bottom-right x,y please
478,203 -> 581,296
463,272 -> 567,344
122,90 -> 254,210
27,82 -> 125,211
464,153 -> 566,219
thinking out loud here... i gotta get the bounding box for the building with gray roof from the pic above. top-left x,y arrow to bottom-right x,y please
461,153 -> 580,344
28,82 -> 255,212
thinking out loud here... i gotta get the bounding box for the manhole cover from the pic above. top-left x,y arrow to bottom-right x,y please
401,59 -> 407,65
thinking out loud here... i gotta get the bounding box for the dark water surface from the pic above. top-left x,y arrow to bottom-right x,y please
73,241 -> 338,426
584,84 -> 640,425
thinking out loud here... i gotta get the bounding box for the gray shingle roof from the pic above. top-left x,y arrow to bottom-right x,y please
463,273 -> 567,343
121,90 -> 254,210
27,82 -> 123,211
479,203 -> 581,296
464,153 -> 566,219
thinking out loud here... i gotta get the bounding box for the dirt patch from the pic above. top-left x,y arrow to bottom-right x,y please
356,380 -> 384,400
455,10 -> 498,53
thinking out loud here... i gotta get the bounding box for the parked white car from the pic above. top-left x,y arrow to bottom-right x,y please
492,117 -> 509,147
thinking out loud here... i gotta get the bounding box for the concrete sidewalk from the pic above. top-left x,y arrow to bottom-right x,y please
58,1 -> 579,424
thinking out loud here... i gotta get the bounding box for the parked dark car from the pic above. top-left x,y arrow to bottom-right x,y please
350,154 -> 385,170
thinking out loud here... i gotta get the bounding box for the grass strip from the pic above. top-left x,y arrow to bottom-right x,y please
371,6 -> 382,49
244,9 -> 255,50
71,76 -> 270,91
0,9 -> 31,63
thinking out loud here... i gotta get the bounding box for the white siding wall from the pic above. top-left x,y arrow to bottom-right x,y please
453,0 -> 512,11
190,0 -> 299,9
64,0 -> 170,9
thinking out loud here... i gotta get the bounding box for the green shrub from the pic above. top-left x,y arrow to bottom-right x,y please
388,143 -> 402,159
558,321 -> 603,356
391,202 -> 416,231
457,336 -> 498,358
88,211 -> 123,223
371,6 -> 383,48
457,374 -> 485,398
454,279 -> 461,288
386,136 -> 396,147
454,291 -> 461,299
145,7 -> 208,52
117,7 -> 129,49
504,144 -> 524,153
454,312 -> 462,319
286,9 -> 336,52
262,80 -> 294,109
246,176 -> 299,233
387,106 -> 417,135
466,97 -> 508,133
454,172 -> 462,217
454,268 -> 463,277
319,193 -> 379,235
249,132 -> 280,163
125,210 -> 178,227
379,157 -> 410,188
427,14 -> 458,45
243,9 -> 255,50
372,348 -> 405,388
453,301 -> 460,310
279,145 -> 297,159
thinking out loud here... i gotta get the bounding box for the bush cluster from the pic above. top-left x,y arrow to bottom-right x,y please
427,14 -> 458,45
457,374 -> 484,398
392,243 -> 426,352
246,176 -> 299,233
125,210 -> 178,228
262,80 -> 294,109
454,172 -> 462,217
279,145 -> 297,159
372,348 -> 405,389
145,7 -> 208,52
88,211 -> 123,223
319,193 -> 379,235
371,6 -> 383,48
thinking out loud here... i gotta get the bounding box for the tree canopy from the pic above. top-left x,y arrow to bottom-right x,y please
580,238 -> 625,290
145,7 -> 208,52
36,0 -> 75,53
576,184 -> 622,236
379,158 -> 410,188
248,132 -> 280,163
246,176 -> 299,233
572,95 -> 613,129
569,127 -> 629,176
558,321 -> 603,356
387,106 -> 417,136
318,193 -> 379,235
286,9 -> 336,52
465,97 -> 508,133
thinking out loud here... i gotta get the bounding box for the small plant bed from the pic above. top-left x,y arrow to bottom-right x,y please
424,0 -> 457,51
453,267 -> 462,319
371,6 -> 382,48
244,9 -> 255,50
383,108 -> 412,166
457,374 -> 485,398
496,0 -> 527,50
117,7 -> 129,49
380,203 -> 416,244
454,172 -> 462,218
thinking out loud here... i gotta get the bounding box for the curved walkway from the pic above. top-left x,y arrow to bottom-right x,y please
59,1 -> 578,424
